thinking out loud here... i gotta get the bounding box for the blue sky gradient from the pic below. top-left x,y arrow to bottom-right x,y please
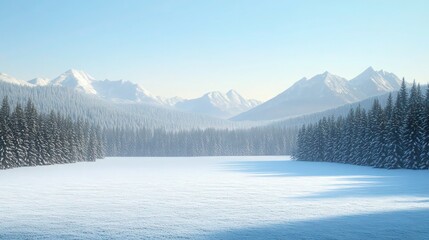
0,0 -> 428,100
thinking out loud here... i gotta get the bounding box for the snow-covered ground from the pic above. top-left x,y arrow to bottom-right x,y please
1,156 -> 428,239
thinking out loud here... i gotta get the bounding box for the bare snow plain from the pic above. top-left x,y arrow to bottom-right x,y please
1,156 -> 428,239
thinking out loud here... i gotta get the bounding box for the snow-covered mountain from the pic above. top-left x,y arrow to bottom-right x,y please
0,67 -> 402,121
34,70 -> 260,117
92,79 -> 160,104
0,73 -> 33,86
175,90 -> 261,119
29,69 -> 163,105
28,77 -> 50,86
349,67 -> 402,98
233,67 -> 403,121
50,69 -> 98,94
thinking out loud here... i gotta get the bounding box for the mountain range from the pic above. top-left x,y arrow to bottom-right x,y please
0,69 -> 260,119
175,90 -> 260,119
0,67 -> 403,121
232,67 -> 402,121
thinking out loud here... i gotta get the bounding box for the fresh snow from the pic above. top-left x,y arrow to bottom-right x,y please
0,156 -> 428,239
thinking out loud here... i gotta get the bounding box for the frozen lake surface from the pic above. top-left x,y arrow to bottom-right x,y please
1,156 -> 429,239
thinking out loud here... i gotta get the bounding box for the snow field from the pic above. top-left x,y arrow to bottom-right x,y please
0,156 -> 428,239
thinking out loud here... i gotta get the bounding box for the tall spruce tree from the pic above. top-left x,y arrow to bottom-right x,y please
421,85 -> 429,169
0,97 -> 14,169
403,82 -> 424,169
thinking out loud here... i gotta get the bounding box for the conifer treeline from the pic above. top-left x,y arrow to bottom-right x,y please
293,80 -> 429,169
0,97 -> 105,169
104,126 -> 297,157
0,93 -> 296,170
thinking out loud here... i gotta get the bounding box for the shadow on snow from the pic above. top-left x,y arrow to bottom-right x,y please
199,209 -> 429,240
223,160 -> 429,199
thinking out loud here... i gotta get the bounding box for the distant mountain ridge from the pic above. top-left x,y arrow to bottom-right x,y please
0,67 -> 403,121
232,67 -> 403,121
175,90 -> 261,119
0,72 -> 33,86
0,69 -> 260,119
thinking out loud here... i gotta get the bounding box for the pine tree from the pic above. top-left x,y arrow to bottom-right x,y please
25,99 -> 39,166
87,126 -> 97,161
421,85 -> 429,169
10,103 -> 28,166
0,97 -> 14,169
367,99 -> 384,166
403,82 -> 424,169
294,80 -> 429,170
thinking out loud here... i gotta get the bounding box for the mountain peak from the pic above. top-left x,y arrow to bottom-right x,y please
313,71 -> 344,83
318,71 -> 340,80
205,91 -> 224,98
365,66 -> 375,72
175,90 -> 259,119
28,77 -> 50,86
226,89 -> 244,100
349,67 -> 401,97
63,69 -> 95,81
0,72 -> 33,86
51,69 -> 97,94
226,89 -> 239,95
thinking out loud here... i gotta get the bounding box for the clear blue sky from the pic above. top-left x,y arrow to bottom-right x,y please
0,0 -> 428,100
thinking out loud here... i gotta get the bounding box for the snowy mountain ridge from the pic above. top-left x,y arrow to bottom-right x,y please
0,72 -> 33,86
0,69 -> 259,119
50,69 -> 98,95
175,90 -> 261,119
28,77 -> 50,86
0,67 -> 402,120
233,67 -> 403,121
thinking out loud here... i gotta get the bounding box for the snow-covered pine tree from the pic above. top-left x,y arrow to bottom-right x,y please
403,82 -> 424,169
25,99 -> 39,166
66,118 -> 78,163
371,99 -> 387,168
87,126 -> 97,162
35,114 -> 49,165
10,103 -> 28,167
420,85 -> 429,169
0,97 -> 15,169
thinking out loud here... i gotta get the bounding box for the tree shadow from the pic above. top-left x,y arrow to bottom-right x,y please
223,160 -> 429,199
199,209 -> 429,240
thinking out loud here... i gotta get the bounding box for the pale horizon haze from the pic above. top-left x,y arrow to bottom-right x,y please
0,0 -> 428,101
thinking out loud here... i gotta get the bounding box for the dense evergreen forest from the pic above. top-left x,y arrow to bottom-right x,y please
104,126 -> 297,157
0,97 -> 104,169
0,94 -> 297,169
294,80 -> 429,169
6,80 -> 428,171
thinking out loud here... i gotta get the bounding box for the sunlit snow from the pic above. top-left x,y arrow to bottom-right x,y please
1,156 -> 428,239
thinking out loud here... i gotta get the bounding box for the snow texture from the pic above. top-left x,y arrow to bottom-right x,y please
1,156 -> 428,239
